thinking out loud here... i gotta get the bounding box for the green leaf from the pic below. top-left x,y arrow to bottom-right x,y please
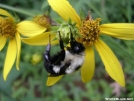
41,1 -> 49,10
0,4 -> 35,16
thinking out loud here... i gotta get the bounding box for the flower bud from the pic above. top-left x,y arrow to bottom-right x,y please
31,53 -> 42,66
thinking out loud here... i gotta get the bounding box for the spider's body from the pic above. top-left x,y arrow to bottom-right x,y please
44,30 -> 85,76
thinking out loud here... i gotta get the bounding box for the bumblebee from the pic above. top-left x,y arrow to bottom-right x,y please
44,29 -> 85,76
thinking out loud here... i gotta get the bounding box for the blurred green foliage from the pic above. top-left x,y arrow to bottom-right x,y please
0,0 -> 134,101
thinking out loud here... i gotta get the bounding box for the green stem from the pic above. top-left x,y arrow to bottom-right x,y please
0,4 -> 35,16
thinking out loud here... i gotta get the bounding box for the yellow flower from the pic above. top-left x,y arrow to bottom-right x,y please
46,0 -> 134,87
0,8 -> 46,80
21,15 -> 58,45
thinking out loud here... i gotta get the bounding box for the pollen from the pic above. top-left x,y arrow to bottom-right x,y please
0,17 -> 16,39
77,16 -> 101,46
33,15 -> 51,29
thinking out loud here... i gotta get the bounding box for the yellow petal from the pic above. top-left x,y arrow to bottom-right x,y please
48,0 -> 81,25
0,8 -> 13,19
46,75 -> 63,86
81,46 -> 95,83
17,21 -> 46,37
21,32 -> 58,45
3,38 -> 17,80
100,23 -> 134,40
94,39 -> 125,87
0,35 -> 7,51
15,33 -> 21,70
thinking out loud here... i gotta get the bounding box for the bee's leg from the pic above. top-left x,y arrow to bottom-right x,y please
44,32 -> 66,75
44,43 -> 51,63
58,31 -> 65,61
69,28 -> 76,48
44,35 -> 55,74
44,32 -> 65,62
44,34 -> 51,63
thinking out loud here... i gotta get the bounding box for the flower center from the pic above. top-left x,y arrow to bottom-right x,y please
77,17 -> 101,46
33,15 -> 51,29
0,17 -> 16,39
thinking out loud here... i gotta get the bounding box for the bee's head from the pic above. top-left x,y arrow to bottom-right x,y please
69,39 -> 85,54
67,29 -> 85,54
